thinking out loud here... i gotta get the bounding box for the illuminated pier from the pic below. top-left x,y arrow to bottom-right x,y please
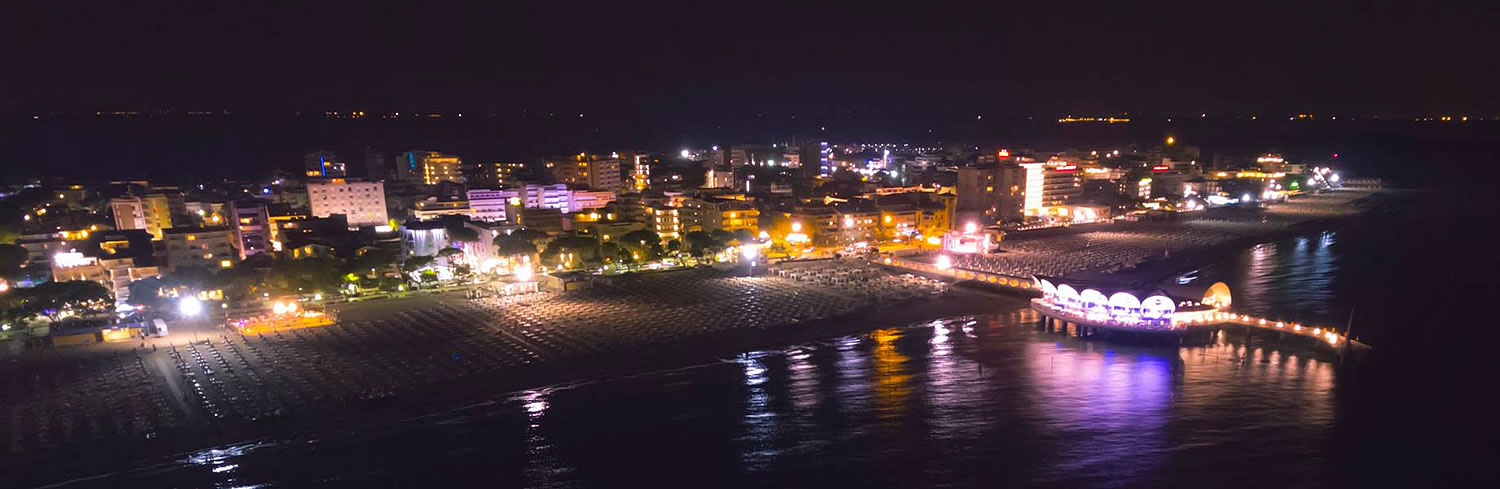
1030,276 -> 1362,349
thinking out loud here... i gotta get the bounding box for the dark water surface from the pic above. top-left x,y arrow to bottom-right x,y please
27,191 -> 1496,488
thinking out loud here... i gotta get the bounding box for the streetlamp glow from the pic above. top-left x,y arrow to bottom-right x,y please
178,297 -> 203,316
935,255 -> 952,270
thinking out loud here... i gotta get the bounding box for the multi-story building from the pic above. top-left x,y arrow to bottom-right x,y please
110,195 -> 172,240
956,164 -> 1026,222
644,204 -> 684,240
1039,163 -> 1082,209
515,208 -> 566,235
548,154 -> 622,192
704,166 -> 734,188
304,150 -> 347,178
396,151 -> 463,185
680,198 -> 759,232
467,189 -> 521,223
400,220 -> 449,257
411,199 -> 471,221
466,184 -> 614,223
467,161 -> 528,188
786,205 -> 839,245
50,231 -> 159,301
51,253 -> 160,302
729,145 -> 750,168
364,147 -> 387,180
630,153 -> 657,191
798,141 -> 830,177
570,190 -> 616,212
307,179 -> 389,227
229,200 -> 273,258
164,227 -> 238,272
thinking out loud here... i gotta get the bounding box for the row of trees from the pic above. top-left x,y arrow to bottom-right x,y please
0,280 -> 112,325
535,228 -> 754,269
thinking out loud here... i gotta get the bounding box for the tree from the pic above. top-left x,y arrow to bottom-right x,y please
683,230 -> 715,257
599,242 -> 625,264
509,228 -> 550,243
4,280 -> 113,323
447,227 -> 480,243
402,255 -> 436,273
437,247 -> 465,265
348,246 -> 400,275
618,229 -> 663,262
619,230 -> 661,249
733,228 -> 756,243
540,236 -> 600,268
266,256 -> 343,295
493,235 -> 539,256
665,239 -> 681,253
125,277 -> 167,310
0,243 -> 26,279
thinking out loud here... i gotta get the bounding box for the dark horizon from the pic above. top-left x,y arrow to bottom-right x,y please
3,2 -> 1497,117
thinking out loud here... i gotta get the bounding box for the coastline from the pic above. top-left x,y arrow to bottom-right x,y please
7,191 -> 1393,485
1080,189 -> 1393,284
8,287 -> 1025,485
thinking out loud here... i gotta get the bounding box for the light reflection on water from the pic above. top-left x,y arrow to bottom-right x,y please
55,308 -> 1341,489
1198,231 -> 1343,325
50,230 -> 1350,488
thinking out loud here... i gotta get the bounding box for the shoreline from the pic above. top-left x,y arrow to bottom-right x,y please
7,191 -> 1392,484
1106,190 -> 1392,284
8,287 -> 1025,485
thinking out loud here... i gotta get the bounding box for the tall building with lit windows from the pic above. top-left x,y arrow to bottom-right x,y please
228,200 -> 273,259
303,150 -> 347,178
396,151 -> 463,185
467,161 -> 528,188
164,227 -> 238,271
110,194 -> 172,240
645,204 -> 683,239
307,179 -> 389,227
548,154 -> 622,193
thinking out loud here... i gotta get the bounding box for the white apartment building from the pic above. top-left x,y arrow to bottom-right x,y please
468,184 -> 608,223
307,179 -> 389,227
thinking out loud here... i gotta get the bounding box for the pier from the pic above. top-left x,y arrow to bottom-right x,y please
1028,277 -> 1369,351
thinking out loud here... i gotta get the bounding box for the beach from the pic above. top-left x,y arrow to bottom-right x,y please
1,191 -> 1383,485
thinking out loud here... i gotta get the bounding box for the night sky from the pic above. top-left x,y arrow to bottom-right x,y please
3,2 -> 1496,118
2,2 -> 1498,181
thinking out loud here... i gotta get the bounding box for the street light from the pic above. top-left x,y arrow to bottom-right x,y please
178,297 -> 203,316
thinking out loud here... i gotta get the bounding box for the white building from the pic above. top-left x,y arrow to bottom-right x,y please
307,179 -> 389,228
468,189 -> 518,223
401,221 -> 449,257
467,184 -> 612,223
704,167 -> 734,188
110,195 -> 172,240
569,190 -> 616,212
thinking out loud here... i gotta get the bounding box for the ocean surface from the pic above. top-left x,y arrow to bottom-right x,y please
22,190 -> 1495,488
